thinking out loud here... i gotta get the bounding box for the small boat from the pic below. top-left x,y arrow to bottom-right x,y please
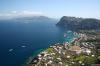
9,49 -> 13,52
64,33 -> 67,37
21,45 -> 26,48
67,30 -> 72,33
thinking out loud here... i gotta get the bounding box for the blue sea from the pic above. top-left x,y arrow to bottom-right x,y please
0,20 -> 67,66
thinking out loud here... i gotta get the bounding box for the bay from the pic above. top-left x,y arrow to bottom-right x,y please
0,21 -> 64,66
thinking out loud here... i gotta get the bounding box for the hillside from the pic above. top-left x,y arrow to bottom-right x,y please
56,16 -> 100,30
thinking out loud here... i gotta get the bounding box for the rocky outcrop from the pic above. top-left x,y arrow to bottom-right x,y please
56,16 -> 100,30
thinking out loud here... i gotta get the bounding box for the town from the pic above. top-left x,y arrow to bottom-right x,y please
27,31 -> 100,66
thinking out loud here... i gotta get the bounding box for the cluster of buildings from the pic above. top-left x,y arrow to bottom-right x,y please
28,32 -> 96,66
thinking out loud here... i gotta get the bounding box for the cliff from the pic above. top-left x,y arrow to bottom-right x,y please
56,16 -> 100,30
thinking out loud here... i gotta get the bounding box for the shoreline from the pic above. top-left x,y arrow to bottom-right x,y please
25,31 -> 100,66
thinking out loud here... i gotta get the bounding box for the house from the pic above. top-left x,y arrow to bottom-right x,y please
69,45 -> 82,54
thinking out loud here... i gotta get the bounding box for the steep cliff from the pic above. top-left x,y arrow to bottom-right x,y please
56,16 -> 100,30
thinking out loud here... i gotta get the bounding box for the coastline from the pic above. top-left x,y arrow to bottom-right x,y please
22,49 -> 45,66
25,31 -> 100,66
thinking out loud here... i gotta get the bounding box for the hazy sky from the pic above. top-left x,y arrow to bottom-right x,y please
0,0 -> 100,19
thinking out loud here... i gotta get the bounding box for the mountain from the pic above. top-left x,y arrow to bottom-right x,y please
56,16 -> 100,30
0,16 -> 57,23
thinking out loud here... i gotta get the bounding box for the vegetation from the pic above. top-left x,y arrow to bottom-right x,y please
27,30 -> 100,66
57,16 -> 100,30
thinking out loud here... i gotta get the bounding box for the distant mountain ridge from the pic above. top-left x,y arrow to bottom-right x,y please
0,16 -> 57,23
13,16 -> 56,23
56,16 -> 100,30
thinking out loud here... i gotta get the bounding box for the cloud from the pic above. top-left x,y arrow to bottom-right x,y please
11,11 -> 17,14
0,11 -> 43,17
20,11 -> 43,16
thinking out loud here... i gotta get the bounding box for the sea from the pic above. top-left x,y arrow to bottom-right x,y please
0,20 -> 73,66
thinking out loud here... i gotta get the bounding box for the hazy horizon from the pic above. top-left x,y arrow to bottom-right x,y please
0,0 -> 100,19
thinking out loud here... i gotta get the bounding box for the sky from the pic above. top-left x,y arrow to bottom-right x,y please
0,0 -> 100,19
